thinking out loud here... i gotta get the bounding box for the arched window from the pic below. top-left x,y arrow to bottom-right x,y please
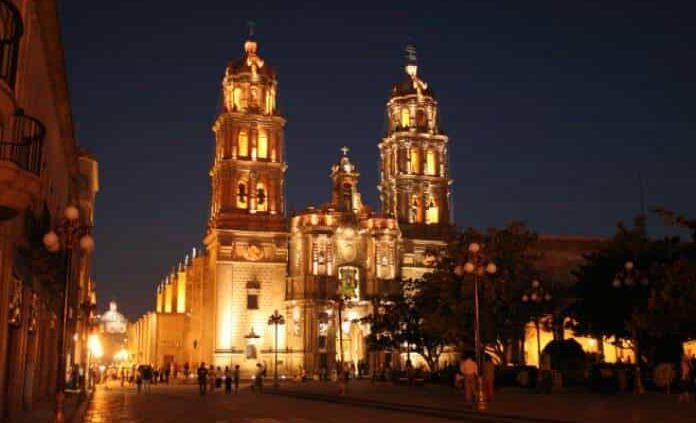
256,181 -> 267,212
237,182 -> 248,209
425,149 -> 437,176
409,146 -> 420,174
238,130 -> 248,157
400,108 -> 410,128
416,109 -> 427,128
250,86 -> 258,108
233,87 -> 242,110
265,90 -> 273,114
257,130 -> 268,159
409,195 -> 421,223
425,196 -> 439,224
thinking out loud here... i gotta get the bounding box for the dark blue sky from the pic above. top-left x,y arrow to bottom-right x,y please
59,0 -> 696,319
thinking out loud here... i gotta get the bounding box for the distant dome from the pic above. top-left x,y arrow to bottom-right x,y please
100,301 -> 127,334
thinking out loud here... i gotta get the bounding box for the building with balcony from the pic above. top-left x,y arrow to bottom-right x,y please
0,1 -> 98,418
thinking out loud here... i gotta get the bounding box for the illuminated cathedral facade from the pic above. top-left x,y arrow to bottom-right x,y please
128,35 -> 455,375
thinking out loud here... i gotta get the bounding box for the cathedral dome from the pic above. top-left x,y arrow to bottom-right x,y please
225,39 -> 276,80
100,301 -> 128,334
390,73 -> 433,98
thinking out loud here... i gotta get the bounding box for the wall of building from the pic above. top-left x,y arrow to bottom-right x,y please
0,0 -> 98,419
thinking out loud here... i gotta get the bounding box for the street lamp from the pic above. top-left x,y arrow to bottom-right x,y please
267,310 -> 285,388
612,260 -> 647,394
454,242 -> 496,411
43,205 -> 94,423
521,279 -> 552,383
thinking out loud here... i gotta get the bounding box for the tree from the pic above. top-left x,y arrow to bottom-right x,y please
363,278 -> 453,371
570,213 -> 696,364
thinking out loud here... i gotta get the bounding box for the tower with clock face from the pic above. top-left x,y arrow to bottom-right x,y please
204,32 -> 288,372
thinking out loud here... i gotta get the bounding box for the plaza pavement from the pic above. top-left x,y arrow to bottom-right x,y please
79,383 -> 455,423
270,379 -> 696,423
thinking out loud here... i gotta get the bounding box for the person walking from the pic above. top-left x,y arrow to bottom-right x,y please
253,363 -> 264,392
136,368 -> 143,394
234,365 -> 240,393
224,366 -> 232,394
460,355 -> 478,404
197,362 -> 209,396
679,353 -> 692,402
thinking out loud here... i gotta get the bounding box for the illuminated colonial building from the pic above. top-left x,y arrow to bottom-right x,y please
128,36 -> 453,375
0,0 -> 99,417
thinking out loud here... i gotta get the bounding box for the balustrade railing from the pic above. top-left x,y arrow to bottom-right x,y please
0,109 -> 45,174
0,0 -> 23,89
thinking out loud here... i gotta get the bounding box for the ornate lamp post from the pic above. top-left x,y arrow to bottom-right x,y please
42,205 -> 94,423
521,279 -> 552,384
612,260 -> 647,394
267,310 -> 285,388
454,242 -> 497,411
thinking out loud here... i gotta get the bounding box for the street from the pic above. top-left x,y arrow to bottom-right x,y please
82,384 -> 453,423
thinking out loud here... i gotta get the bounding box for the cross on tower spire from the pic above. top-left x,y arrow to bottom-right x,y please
247,20 -> 256,39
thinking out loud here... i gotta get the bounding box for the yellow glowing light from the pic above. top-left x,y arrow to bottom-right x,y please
409,147 -> 420,174
88,334 -> 103,359
258,130 -> 268,159
400,108 -> 410,128
114,348 -> 128,363
425,149 -> 436,175
238,130 -> 249,157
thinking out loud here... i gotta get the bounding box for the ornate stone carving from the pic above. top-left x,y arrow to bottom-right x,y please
8,274 -> 22,327
28,293 -> 38,334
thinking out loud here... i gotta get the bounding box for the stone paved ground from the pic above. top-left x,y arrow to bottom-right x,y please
273,379 -> 696,423
81,383 -> 454,423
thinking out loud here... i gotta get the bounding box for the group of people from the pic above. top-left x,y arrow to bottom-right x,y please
196,363 -> 244,396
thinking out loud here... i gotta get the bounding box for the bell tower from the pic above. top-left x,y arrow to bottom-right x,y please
209,29 -> 286,231
330,146 -> 363,214
205,28 -> 288,372
378,44 -> 452,239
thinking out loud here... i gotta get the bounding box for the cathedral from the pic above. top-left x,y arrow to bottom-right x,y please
128,33 -> 457,376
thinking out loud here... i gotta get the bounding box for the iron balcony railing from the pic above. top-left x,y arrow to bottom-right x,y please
0,109 -> 45,174
0,0 -> 22,89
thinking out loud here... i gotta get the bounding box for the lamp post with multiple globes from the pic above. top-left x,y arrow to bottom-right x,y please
454,242 -> 497,411
42,205 -> 94,423
521,279 -> 552,384
612,260 -> 648,394
267,310 -> 285,388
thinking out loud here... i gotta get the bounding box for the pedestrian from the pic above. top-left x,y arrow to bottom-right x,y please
136,368 -> 143,394
253,363 -> 264,392
679,353 -> 692,402
460,355 -> 478,404
120,367 -> 126,387
482,355 -> 495,401
224,366 -> 232,394
215,366 -> 223,389
143,365 -> 153,391
234,365 -> 240,393
197,362 -> 208,396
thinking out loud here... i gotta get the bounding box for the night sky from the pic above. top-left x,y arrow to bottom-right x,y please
58,1 -> 695,320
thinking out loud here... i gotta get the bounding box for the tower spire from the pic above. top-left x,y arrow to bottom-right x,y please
247,20 -> 256,40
